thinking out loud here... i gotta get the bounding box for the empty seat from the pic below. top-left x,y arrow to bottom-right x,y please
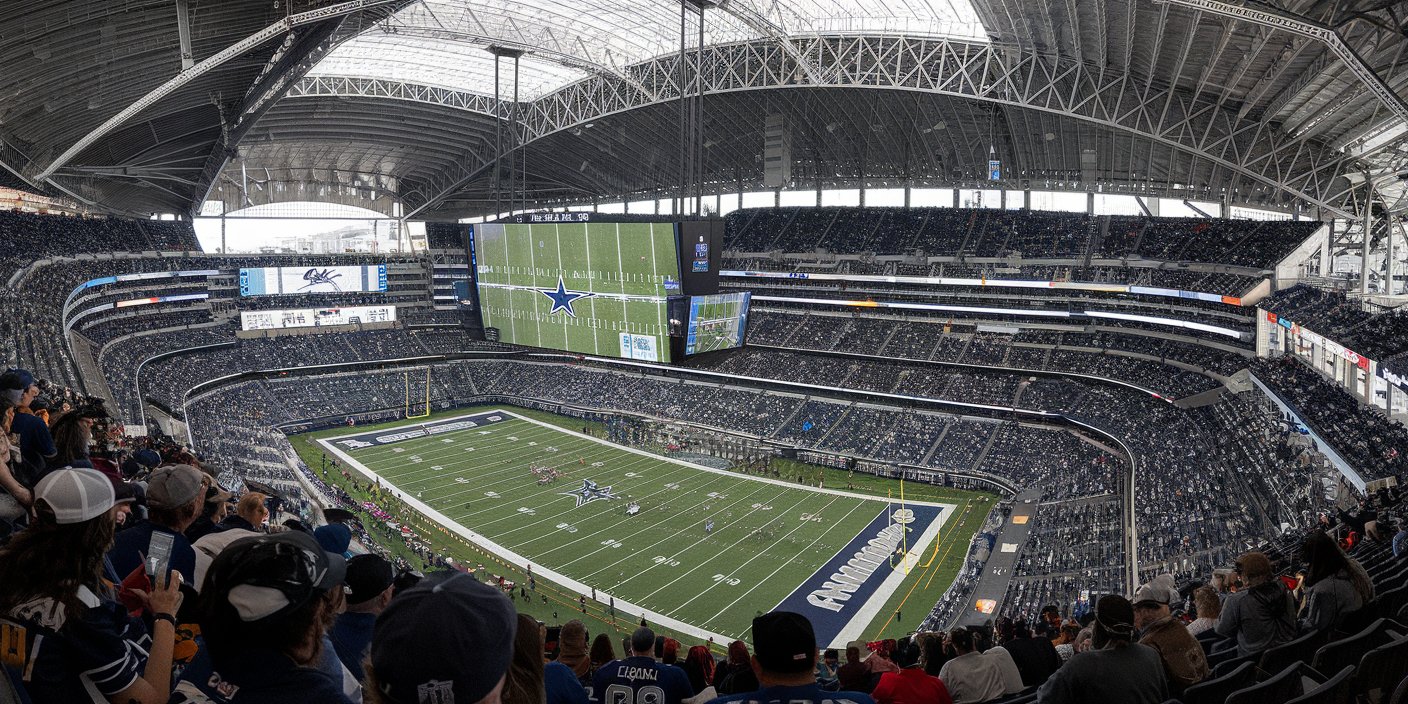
1225,662 -> 1307,704
1311,618 -> 1403,675
1180,661 -> 1257,704
1355,635 -> 1408,704
1284,665 -> 1355,704
1258,630 -> 1328,678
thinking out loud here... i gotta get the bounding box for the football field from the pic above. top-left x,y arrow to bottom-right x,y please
474,222 -> 678,361
317,409 -> 959,646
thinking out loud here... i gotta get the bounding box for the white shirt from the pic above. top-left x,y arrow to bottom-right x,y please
984,646 -> 1025,695
938,651 -> 1009,704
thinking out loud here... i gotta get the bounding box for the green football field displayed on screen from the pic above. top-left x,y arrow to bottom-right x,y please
474,222 -> 680,361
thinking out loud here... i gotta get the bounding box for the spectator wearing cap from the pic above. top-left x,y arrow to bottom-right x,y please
184,481 -> 235,543
329,553 -> 395,682
107,464 -> 205,586
1,369 -> 56,482
0,397 -> 34,528
1214,551 -> 1297,658
220,492 -> 269,532
1035,595 -> 1168,704
937,629 -> 1007,704
708,611 -> 873,704
170,531 -> 351,703
1132,575 -> 1207,695
314,522 -> 353,558
870,637 -> 952,704
365,571 -> 517,704
595,626 -> 695,704
0,467 -> 184,704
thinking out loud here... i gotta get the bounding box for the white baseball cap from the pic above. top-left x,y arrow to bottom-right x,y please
35,467 -> 116,524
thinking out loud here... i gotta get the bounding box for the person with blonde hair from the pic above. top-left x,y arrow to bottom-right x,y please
1185,586 -> 1221,637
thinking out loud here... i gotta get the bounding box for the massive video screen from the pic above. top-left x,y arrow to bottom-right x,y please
684,292 -> 751,356
474,222 -> 680,361
239,265 -> 388,296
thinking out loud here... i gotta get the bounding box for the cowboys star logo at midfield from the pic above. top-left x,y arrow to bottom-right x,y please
560,479 -> 618,508
538,275 -> 594,317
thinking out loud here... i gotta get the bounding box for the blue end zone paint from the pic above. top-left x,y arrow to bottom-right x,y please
774,503 -> 945,645
328,411 -> 511,450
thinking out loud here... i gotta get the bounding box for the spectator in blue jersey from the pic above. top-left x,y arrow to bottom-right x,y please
1,369 -> 56,482
0,467 -> 185,704
366,571 -> 517,704
329,553 -> 395,682
595,627 -> 695,704
708,612 -> 876,704
107,464 -> 205,586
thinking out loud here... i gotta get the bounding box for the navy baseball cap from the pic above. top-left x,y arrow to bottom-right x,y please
371,571 -> 517,704
753,611 -> 817,673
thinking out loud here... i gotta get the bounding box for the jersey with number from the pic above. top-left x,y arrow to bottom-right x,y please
591,656 -> 694,704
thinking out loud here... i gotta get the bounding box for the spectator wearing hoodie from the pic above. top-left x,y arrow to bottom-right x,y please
1214,552 -> 1298,657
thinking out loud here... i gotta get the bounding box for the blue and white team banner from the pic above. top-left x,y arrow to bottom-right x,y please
774,503 -> 946,647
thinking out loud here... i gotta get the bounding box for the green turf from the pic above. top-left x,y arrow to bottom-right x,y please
294,405 -> 993,646
475,222 -> 677,361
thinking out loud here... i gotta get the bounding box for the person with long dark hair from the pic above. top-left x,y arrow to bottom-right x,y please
0,467 -> 183,703
682,645 -> 716,695
504,613 -> 547,704
1299,530 -> 1375,633
590,632 -> 618,673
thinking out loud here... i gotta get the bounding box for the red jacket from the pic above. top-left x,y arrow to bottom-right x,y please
872,667 -> 954,704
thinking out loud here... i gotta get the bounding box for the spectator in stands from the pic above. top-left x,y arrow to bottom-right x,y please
709,611 -> 874,704
595,627 -> 693,704
108,464 -> 204,584
1185,586 -> 1221,637
314,522 -> 352,559
558,620 -> 593,686
329,553 -> 394,682
221,492 -> 268,531
1035,595 -> 1168,704
366,570 -> 516,704
184,481 -> 234,543
1052,622 -> 1082,663
171,531 -> 350,703
591,633 -> 617,673
814,648 -> 839,691
48,409 -> 93,468
837,642 -> 870,693
0,467 -> 184,704
1131,575 -> 1207,695
0,398 -> 33,531
537,616 -> 590,704
715,640 -> 759,694
866,641 -> 900,675
1,370 -> 55,482
1214,551 -> 1297,657
871,637 -> 952,704
994,619 -> 1059,688
506,613 -> 547,704
1299,530 -> 1374,633
980,638 -> 1023,698
1393,517 -> 1408,558
937,629 -> 1007,704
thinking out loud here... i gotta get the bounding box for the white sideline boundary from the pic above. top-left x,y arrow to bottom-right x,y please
316,409 -> 959,644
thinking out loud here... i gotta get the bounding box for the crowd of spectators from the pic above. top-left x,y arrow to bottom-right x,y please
724,206 -> 1319,269
1250,356 -> 1408,481
1260,284 -> 1408,362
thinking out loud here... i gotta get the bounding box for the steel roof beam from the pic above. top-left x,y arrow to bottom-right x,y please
35,0 -> 405,183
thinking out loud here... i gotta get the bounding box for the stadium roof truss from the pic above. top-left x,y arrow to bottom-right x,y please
6,0 -> 1408,220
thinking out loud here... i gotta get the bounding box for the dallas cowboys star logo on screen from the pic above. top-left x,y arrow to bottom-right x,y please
560,479 -> 617,508
539,275 -> 594,317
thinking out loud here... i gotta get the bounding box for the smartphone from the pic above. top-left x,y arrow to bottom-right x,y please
145,531 -> 176,582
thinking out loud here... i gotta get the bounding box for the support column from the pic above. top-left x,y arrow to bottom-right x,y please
999,189 -> 1007,209
1086,191 -> 1095,215
952,189 -> 959,209
1023,188 -> 1031,210
1323,221 -> 1334,276
1362,186 -> 1373,295
904,186 -> 911,208
219,213 -> 226,254
175,0 -> 195,70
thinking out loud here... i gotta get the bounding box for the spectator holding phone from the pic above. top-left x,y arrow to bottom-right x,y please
0,466 -> 184,703
108,464 -> 205,585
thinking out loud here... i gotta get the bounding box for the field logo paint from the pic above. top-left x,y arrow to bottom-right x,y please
805,513 -> 915,613
560,479 -> 618,508
539,275 -> 594,317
